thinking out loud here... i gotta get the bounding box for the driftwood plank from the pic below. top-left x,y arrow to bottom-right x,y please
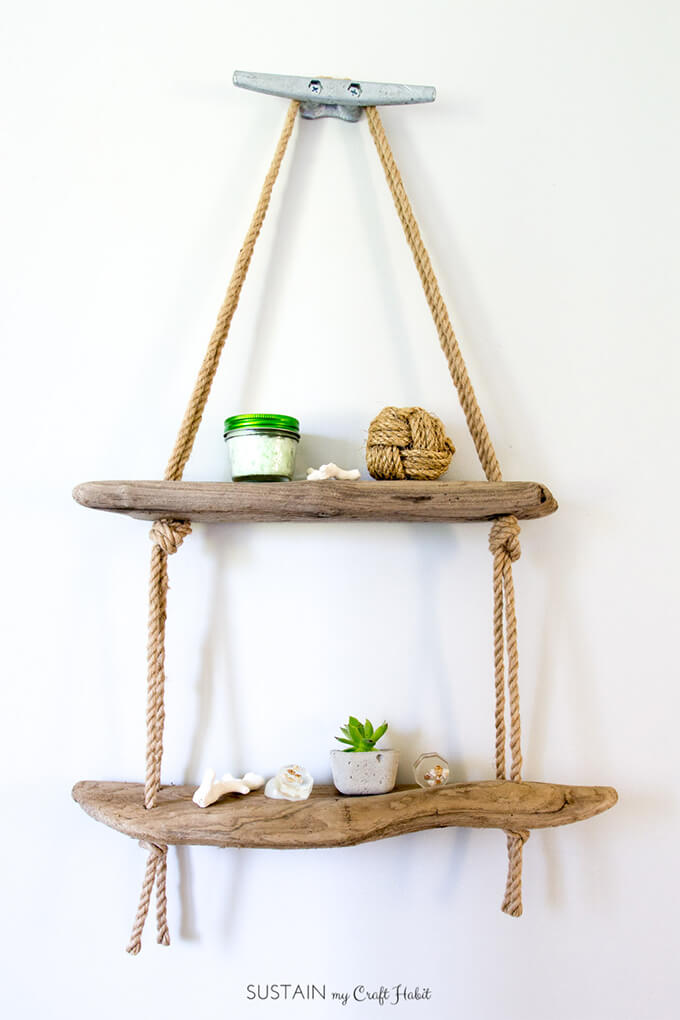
72,780 -> 616,849
72,480 -> 558,523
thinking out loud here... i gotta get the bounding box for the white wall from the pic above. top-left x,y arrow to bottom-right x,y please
2,2 -> 679,1017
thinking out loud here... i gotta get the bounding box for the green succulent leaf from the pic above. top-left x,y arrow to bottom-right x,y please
372,722 -> 388,744
337,715 -> 389,751
348,723 -> 362,745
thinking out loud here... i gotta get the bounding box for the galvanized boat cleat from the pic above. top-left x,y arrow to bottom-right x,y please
233,70 -> 436,122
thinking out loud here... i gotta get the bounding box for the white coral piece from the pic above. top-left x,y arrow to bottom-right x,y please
193,768 -> 264,808
306,463 -> 360,481
264,764 -> 314,801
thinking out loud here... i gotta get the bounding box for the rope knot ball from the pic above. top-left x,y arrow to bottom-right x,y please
489,516 -> 522,562
366,406 -> 455,480
149,519 -> 192,556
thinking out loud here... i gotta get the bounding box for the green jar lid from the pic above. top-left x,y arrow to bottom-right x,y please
224,413 -> 300,437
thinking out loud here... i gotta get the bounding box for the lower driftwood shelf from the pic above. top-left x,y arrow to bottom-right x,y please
72,779 -> 617,850
72,479 -> 558,523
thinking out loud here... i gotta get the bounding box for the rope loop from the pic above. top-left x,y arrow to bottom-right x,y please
149,519 -> 192,556
489,515 -> 521,562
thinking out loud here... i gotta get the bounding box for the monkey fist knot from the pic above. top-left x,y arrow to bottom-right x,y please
149,518 -> 192,555
489,516 -> 521,562
366,406 -> 455,481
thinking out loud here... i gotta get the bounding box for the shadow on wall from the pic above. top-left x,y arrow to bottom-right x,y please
177,526 -> 245,941
524,501 -> 619,911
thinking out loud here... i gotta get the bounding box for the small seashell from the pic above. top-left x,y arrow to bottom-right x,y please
306,463 -> 360,481
193,769 -> 264,808
264,764 -> 314,801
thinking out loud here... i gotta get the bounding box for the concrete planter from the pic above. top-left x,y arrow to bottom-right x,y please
330,749 -> 400,795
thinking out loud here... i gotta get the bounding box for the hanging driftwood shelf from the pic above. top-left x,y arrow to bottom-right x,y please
72,480 -> 558,524
72,780 -> 616,850
70,82 -> 619,951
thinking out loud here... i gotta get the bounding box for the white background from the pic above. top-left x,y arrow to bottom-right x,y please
1,2 -> 679,1017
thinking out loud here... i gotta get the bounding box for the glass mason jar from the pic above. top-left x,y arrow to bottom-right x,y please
224,414 -> 300,481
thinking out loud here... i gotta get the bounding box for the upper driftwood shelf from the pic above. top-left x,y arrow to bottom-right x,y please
72,780 -> 615,850
72,480 -> 558,524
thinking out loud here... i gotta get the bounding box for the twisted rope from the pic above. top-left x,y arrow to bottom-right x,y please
155,846 -> 170,945
127,101 -> 300,954
489,517 -> 522,783
489,515 -> 528,915
126,100 -> 532,949
145,520 -> 192,810
501,829 -> 530,917
365,106 -> 501,485
126,842 -> 169,954
366,107 -> 528,916
164,100 -> 300,483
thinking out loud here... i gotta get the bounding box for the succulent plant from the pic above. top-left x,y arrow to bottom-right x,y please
335,716 -> 388,753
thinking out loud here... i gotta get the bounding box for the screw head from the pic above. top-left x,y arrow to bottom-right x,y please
347,82 -> 362,97
308,79 -> 322,95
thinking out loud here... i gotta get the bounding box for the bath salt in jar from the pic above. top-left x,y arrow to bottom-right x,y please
224,414 -> 300,481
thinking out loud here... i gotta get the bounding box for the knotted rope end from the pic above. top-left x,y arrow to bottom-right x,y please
489,515 -> 521,562
501,829 -> 530,918
149,518 -> 192,556
126,842 -> 170,954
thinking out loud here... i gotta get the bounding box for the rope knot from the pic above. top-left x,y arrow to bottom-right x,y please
366,406 -> 455,480
489,516 -> 521,562
149,519 -> 192,555
138,840 -> 167,857
505,828 -> 530,847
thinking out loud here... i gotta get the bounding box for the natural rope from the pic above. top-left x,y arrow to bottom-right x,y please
501,829 -> 530,917
127,101 -> 300,954
126,100 -> 531,948
489,515 -> 528,916
366,405 -> 455,480
366,107 -> 528,915
164,100 -> 300,483
365,106 -> 502,485
155,846 -> 170,945
126,842 -> 169,954
145,520 -> 192,810
489,517 -> 522,783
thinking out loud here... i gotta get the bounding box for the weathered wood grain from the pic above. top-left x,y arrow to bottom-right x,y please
72,480 -> 558,523
72,780 -> 616,849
